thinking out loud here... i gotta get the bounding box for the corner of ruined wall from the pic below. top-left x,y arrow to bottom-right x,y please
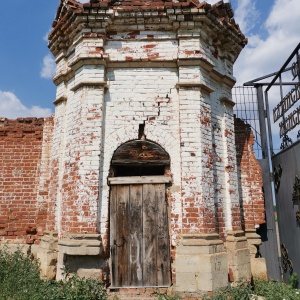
234,117 -> 267,279
234,117 -> 265,230
36,116 -> 55,237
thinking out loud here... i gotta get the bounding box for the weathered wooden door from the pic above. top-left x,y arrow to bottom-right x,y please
109,176 -> 171,288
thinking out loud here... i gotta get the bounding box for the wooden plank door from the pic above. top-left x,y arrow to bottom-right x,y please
109,181 -> 171,288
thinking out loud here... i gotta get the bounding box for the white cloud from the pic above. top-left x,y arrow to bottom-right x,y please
43,28 -> 52,43
203,0 -> 255,35
232,0 -> 300,150
234,0 -> 259,35
0,91 -> 52,119
40,54 -> 56,79
233,0 -> 300,87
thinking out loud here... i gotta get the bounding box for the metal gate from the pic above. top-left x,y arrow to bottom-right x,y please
233,86 -> 281,280
235,42 -> 300,283
272,141 -> 300,282
266,43 -> 300,282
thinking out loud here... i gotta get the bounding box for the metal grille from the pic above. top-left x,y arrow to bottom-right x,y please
233,86 -> 262,159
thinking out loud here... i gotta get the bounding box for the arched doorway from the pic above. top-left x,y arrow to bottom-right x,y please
108,140 -> 171,288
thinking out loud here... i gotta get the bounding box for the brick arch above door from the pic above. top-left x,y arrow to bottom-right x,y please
103,125 -> 179,182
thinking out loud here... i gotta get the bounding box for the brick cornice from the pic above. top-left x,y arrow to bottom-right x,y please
53,57 -> 106,86
53,96 -> 67,106
48,1 -> 247,57
176,82 -> 214,94
70,81 -> 107,92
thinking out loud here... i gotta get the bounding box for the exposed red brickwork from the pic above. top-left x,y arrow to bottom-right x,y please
46,93 -> 103,238
0,118 -> 52,244
60,156 -> 99,234
231,204 -> 243,231
234,118 -> 265,230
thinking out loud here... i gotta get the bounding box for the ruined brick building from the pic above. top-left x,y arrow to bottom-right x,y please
0,0 -> 267,295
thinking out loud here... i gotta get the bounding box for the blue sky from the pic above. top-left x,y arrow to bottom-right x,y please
0,0 -> 299,120
0,1 -> 57,117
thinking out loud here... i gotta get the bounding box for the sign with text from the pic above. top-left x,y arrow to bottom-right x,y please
273,59 -> 300,137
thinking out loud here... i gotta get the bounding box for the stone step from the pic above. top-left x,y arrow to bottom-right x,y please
107,287 -> 168,300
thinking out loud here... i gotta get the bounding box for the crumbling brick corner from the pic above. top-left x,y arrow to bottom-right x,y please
234,117 -> 267,280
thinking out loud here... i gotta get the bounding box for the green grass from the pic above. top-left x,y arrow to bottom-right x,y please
203,278 -> 300,300
253,278 -> 300,300
1,248 -> 300,300
0,248 -> 107,300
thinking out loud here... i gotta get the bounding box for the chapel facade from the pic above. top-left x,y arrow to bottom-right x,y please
0,0 -> 267,295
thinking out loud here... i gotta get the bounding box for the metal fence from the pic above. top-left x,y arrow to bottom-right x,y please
233,86 -> 262,159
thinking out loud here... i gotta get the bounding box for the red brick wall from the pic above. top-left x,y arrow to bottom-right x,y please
0,117 -> 52,244
234,118 -> 265,230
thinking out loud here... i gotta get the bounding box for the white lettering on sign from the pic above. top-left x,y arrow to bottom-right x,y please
279,106 -> 300,137
273,82 -> 300,123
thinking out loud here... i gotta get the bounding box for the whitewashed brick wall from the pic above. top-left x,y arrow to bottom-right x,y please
49,7 -> 244,245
